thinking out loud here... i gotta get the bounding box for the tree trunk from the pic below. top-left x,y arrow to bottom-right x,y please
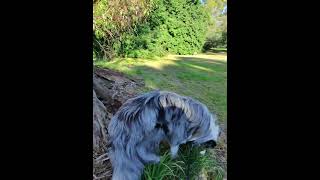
93,74 -> 113,180
92,67 -> 142,179
93,89 -> 109,150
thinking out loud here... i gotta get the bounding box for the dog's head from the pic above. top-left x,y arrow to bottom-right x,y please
186,114 -> 220,148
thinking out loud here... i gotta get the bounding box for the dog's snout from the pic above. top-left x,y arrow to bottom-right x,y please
205,140 -> 217,148
186,140 -> 195,146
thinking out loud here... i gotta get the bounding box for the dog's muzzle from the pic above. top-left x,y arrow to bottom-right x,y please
187,140 -> 217,148
203,140 -> 217,148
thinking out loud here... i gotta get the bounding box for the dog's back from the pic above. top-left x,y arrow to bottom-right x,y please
108,90 -> 219,180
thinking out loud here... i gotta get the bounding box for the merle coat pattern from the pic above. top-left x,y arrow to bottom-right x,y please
108,90 -> 220,180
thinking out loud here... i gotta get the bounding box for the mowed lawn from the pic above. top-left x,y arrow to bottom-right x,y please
95,52 -> 227,124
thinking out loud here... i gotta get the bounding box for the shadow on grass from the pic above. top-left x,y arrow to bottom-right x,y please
174,56 -> 226,66
95,55 -> 227,122
204,48 -> 227,55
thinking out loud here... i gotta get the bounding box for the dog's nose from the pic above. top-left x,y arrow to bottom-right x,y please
205,140 -> 217,148
186,140 -> 195,146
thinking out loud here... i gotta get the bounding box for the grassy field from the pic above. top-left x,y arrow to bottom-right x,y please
95,52 -> 227,124
95,50 -> 227,179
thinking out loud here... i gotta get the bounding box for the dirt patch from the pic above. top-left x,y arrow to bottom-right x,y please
215,124 -> 227,178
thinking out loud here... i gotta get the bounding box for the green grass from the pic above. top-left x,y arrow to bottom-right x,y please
95,52 -> 227,179
212,47 -> 227,51
143,151 -> 185,180
95,53 -> 227,124
204,48 -> 227,54
143,144 -> 224,180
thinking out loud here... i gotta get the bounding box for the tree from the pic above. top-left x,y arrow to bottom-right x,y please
203,0 -> 227,50
94,0 -> 212,59
93,0 -> 153,59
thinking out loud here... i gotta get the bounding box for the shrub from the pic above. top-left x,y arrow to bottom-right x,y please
93,0 -> 153,59
93,0 -> 210,59
123,0 -> 210,57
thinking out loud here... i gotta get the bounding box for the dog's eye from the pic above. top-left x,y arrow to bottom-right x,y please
155,122 -> 169,134
155,123 -> 162,129
187,127 -> 194,135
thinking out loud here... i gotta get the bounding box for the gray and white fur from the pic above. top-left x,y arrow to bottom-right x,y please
108,90 -> 220,180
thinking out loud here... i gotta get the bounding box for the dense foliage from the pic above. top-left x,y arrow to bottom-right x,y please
203,1 -> 227,50
93,0 -> 211,59
93,0 -> 153,59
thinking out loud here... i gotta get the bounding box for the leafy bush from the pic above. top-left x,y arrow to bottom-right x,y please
93,0 -> 153,59
221,31 -> 227,48
202,1 -> 227,51
203,30 -> 227,51
123,0 -> 210,58
93,0 -> 211,59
